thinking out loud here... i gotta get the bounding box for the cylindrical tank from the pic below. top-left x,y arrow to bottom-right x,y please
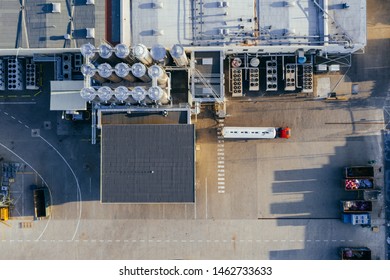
133,44 -> 153,66
97,86 -> 113,103
80,43 -> 97,60
231,57 -> 242,68
80,87 -> 97,102
150,44 -> 168,64
131,63 -> 151,82
148,86 -> 169,104
98,43 -> 121,64
114,63 -> 137,82
81,64 -> 106,83
170,44 -> 188,67
97,63 -> 122,83
114,86 -> 131,103
131,86 -> 147,103
250,57 -> 260,67
114,44 -> 137,64
148,64 -> 168,86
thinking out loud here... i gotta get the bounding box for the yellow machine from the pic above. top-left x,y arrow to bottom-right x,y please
0,207 -> 9,221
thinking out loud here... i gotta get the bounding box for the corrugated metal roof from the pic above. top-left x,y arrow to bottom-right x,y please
101,124 -> 195,203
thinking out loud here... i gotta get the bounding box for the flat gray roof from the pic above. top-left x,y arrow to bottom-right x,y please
0,0 -> 105,49
130,0 -> 366,51
101,124 -> 195,203
50,80 -> 86,111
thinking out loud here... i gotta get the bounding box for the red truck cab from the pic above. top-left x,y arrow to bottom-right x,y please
278,127 -> 291,139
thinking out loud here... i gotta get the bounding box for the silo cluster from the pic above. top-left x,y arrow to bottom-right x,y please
80,42 -> 188,105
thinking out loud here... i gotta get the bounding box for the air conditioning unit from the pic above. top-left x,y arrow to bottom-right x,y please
302,63 -> 313,93
26,63 -> 39,90
0,59 -> 4,91
266,60 -> 278,92
86,0 -> 95,5
7,58 -> 23,91
62,54 -> 72,80
231,69 -> 243,97
284,64 -> 296,91
249,68 -> 259,91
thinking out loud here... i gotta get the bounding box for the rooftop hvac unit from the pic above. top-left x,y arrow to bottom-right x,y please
170,44 -> 188,67
26,63 -> 39,90
266,60 -> 278,92
316,64 -> 327,72
132,86 -> 147,103
114,86 -> 131,103
97,86 -> 113,103
0,59 -> 4,91
284,1 -> 296,7
80,87 -> 97,101
7,58 -> 24,91
152,29 -> 165,36
231,69 -> 243,97
284,64 -> 296,91
97,63 -> 121,82
114,63 -> 136,82
249,68 -> 259,91
86,28 -> 95,39
133,44 -> 153,66
62,54 -> 72,80
86,0 -> 95,5
64,34 -> 72,40
73,53 -> 82,71
131,63 -> 151,82
302,63 -> 313,93
51,3 -> 61,13
328,64 -> 340,72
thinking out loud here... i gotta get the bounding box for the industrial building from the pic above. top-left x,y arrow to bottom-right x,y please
0,0 -> 367,204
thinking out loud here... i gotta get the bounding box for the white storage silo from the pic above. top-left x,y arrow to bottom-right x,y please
114,63 -> 137,82
80,87 -> 97,102
131,63 -> 151,82
148,86 -> 170,104
133,44 -> 153,66
97,86 -> 114,103
170,44 -> 188,67
81,64 -> 106,83
80,43 -> 97,60
97,63 -> 122,83
131,86 -> 147,103
114,86 -> 131,103
150,44 -> 168,64
114,44 -> 137,64
148,65 -> 168,86
98,43 -> 122,64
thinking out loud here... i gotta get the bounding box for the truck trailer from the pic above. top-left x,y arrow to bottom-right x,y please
222,127 -> 291,139
345,166 -> 374,178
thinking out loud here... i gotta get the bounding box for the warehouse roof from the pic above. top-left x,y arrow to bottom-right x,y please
101,124 -> 195,203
